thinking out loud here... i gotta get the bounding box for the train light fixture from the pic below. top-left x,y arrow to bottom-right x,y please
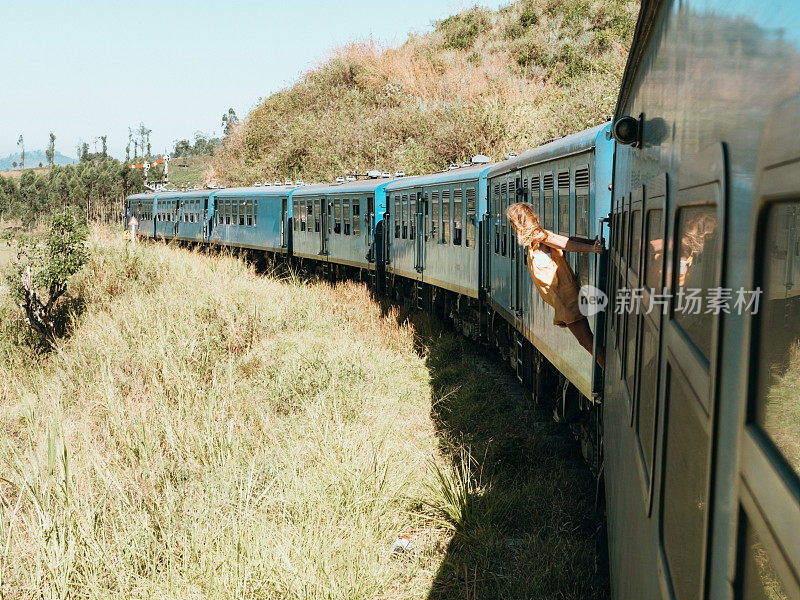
612,115 -> 641,147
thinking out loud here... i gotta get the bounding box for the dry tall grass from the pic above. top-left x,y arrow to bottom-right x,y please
212,0 -> 637,185
0,229 -> 443,598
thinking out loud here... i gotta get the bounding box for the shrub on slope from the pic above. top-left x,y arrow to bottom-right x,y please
213,0 -> 637,185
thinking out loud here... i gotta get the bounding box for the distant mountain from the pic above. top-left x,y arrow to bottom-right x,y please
0,150 -> 77,170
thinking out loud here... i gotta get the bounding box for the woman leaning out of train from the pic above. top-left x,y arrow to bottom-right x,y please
507,202 -> 606,369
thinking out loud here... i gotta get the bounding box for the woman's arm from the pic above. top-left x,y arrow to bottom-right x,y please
542,231 -> 603,254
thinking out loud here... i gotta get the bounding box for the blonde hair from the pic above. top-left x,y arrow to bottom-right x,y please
507,202 -> 548,247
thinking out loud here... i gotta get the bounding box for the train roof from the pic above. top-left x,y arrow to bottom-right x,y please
127,192 -> 158,200
384,163 -> 492,191
156,189 -> 216,199
291,178 -> 394,197
213,185 -> 299,197
487,123 -> 611,178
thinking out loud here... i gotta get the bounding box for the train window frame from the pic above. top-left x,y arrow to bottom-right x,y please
500,181 -> 508,256
352,199 -> 361,236
557,170 -> 571,236
394,195 -> 400,239
431,190 -> 440,240
410,193 -> 417,241
253,199 -> 258,226
442,189 -> 451,244
453,188 -> 463,246
543,172 -> 554,230
738,176 -> 800,599
634,175 -> 667,512
531,174 -> 541,217
490,183 -> 500,255
466,187 -> 476,248
624,187 -> 644,422
343,198 -> 351,235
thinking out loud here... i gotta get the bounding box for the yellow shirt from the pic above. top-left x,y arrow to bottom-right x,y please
527,244 -> 584,327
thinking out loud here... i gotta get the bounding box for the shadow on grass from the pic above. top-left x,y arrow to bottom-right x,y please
394,305 -> 609,599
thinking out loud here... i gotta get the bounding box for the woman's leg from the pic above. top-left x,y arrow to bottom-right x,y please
567,318 -> 605,369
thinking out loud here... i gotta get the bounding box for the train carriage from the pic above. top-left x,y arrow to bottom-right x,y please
485,124 -> 614,399
169,190 -> 215,242
125,193 -> 157,238
383,164 -> 490,305
210,186 -> 295,252
291,179 -> 387,277
605,0 -> 800,598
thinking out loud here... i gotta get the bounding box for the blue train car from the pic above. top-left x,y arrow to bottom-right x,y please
604,1 -> 800,598
126,193 -> 157,238
210,186 -> 295,252
485,124 -> 613,399
169,190 -> 215,242
153,193 -> 177,240
383,164 -> 490,304
291,179 -> 389,276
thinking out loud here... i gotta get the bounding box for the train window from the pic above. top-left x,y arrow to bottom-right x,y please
353,200 -> 360,235
501,182 -> 508,256
442,190 -> 450,244
305,201 -> 312,231
314,199 -> 320,232
431,191 -> 439,239
334,199 -> 342,234
327,200 -> 333,234
247,200 -> 254,227
466,188 -> 476,248
300,202 -> 307,232
343,199 -> 351,235
493,184 -> 500,254
410,195 -> 417,241
645,210 -> 664,290
394,196 -> 400,238
543,173 -> 554,230
239,200 -> 246,226
575,167 -> 590,237
453,189 -> 463,246
254,199 -> 258,226
557,170 -> 570,236
737,514 -> 790,600
400,194 -> 406,239
531,175 -> 541,215
673,204 -> 719,361
662,368 -> 710,600
630,210 -> 642,275
753,200 -> 800,480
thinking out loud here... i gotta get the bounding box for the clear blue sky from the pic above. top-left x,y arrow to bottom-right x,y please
0,0 -> 506,161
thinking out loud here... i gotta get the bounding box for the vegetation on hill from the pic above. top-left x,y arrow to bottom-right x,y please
212,0 -> 637,185
0,230 -> 605,598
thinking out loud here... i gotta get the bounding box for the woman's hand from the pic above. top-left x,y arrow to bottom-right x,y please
592,236 -> 604,254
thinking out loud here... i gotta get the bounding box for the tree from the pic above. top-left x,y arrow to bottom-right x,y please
6,209 -> 89,348
12,161 -> 17,169
46,132 -> 56,167
17,135 -> 25,169
101,135 -> 108,158
222,108 -> 239,135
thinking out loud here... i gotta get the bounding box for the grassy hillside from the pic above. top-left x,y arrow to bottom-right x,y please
168,155 -> 212,188
212,0 -> 637,185
0,230 -> 604,598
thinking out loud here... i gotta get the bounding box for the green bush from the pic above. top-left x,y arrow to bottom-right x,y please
437,8 -> 491,50
5,209 -> 89,348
